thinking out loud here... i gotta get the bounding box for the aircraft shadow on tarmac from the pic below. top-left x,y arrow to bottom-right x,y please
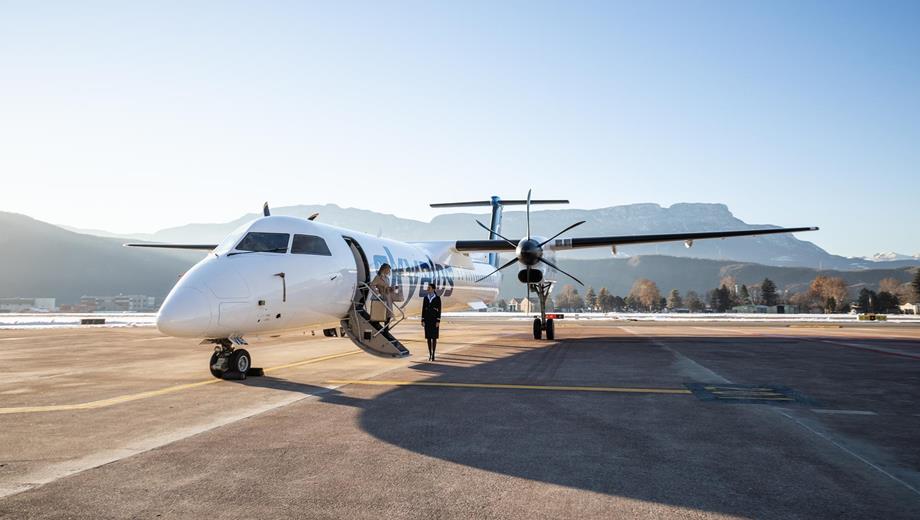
314,335 -> 920,518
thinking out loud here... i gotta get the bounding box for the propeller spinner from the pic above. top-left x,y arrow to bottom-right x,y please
476,189 -> 585,286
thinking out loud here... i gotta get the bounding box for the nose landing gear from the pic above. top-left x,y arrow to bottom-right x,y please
530,281 -> 556,341
208,339 -> 261,379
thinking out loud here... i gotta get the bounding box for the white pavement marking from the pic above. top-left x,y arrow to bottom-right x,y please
0,332 -> 515,499
811,409 -> 878,416
620,327 -> 732,384
817,339 -> 920,360
777,409 -> 920,498
621,326 -> 920,499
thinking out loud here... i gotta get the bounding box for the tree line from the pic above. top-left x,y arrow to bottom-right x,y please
495,269 -> 920,314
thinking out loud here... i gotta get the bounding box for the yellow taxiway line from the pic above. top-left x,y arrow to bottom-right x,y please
325,379 -> 693,395
0,350 -> 361,415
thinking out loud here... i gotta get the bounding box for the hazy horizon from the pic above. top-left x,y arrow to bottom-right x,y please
2,1 -> 918,257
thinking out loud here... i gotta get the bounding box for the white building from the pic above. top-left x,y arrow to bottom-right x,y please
0,297 -> 56,312
508,298 -> 536,313
900,303 -> 919,315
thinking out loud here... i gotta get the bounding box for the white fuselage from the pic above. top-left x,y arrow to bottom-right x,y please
156,216 -> 502,339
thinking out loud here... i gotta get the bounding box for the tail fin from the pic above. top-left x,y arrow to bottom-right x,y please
431,196 -> 569,267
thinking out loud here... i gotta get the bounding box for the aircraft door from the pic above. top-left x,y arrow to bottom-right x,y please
343,236 -> 369,304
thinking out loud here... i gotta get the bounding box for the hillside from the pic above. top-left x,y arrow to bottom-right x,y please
5,212 -> 915,306
0,212 -> 202,304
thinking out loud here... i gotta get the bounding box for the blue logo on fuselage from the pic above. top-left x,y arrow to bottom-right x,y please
373,247 -> 454,308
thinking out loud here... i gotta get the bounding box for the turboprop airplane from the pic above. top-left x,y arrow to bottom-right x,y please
127,191 -> 817,379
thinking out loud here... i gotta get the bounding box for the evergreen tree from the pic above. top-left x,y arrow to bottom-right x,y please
876,291 -> 899,313
667,289 -> 683,310
717,284 -> 733,312
497,299 -> 508,311
761,278 -> 778,306
857,288 -> 877,313
913,269 -> 920,303
597,288 -> 611,312
585,287 -> 597,311
686,291 -> 704,312
739,285 -> 751,304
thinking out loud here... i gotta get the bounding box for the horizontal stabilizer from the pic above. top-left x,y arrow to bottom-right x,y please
124,243 -> 218,250
431,199 -> 568,208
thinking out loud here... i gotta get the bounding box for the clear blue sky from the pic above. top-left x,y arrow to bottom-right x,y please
1,1 -> 918,257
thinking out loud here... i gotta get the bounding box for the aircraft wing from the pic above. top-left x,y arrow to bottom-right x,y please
124,243 -> 218,250
454,226 -> 818,252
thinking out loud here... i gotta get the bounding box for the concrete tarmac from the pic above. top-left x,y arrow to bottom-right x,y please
1,319 -> 919,519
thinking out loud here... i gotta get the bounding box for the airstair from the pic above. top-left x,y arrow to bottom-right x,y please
341,283 -> 410,358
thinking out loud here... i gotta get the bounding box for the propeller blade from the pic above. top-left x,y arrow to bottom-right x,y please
538,257 -> 584,286
526,189 -> 532,239
539,220 -> 586,247
475,257 -> 518,283
475,220 -> 517,247
263,202 -> 271,217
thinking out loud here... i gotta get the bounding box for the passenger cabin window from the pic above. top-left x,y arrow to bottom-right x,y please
291,234 -> 332,256
234,232 -> 290,253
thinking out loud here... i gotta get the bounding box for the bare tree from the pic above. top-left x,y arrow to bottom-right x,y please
808,276 -> 849,312
629,279 -> 661,311
879,278 -> 901,295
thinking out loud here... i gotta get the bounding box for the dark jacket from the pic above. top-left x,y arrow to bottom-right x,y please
421,293 -> 442,339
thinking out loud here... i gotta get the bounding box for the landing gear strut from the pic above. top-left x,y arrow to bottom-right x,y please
208,339 -> 257,379
530,281 -> 555,341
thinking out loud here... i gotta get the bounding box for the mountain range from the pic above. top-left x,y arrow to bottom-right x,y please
62,202 -> 920,270
3,203 -> 917,305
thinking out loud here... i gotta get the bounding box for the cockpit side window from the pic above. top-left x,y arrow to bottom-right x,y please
234,232 -> 290,253
291,234 -> 332,256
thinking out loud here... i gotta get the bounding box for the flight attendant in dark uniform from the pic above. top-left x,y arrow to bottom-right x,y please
421,283 -> 442,361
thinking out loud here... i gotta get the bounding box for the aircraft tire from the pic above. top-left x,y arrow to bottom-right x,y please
545,319 -> 555,340
533,318 -> 542,340
230,349 -> 252,375
208,352 -> 224,379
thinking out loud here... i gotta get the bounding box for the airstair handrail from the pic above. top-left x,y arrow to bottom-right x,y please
357,282 -> 406,336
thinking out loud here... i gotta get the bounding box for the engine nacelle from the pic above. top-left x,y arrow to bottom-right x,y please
518,269 -> 543,283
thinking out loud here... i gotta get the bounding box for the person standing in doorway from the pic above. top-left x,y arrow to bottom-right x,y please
369,263 -> 394,327
421,283 -> 441,361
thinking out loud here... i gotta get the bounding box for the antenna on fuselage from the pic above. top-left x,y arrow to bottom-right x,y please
263,202 -> 271,217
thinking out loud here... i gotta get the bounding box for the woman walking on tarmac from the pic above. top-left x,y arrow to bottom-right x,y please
421,283 -> 442,361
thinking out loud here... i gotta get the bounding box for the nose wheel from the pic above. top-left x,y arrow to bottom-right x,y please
530,281 -> 556,341
209,340 -> 260,379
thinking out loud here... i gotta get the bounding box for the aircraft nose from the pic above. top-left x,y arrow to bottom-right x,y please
156,287 -> 214,337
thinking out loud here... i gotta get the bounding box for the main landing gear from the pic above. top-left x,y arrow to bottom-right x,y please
208,339 -> 262,379
530,281 -> 556,341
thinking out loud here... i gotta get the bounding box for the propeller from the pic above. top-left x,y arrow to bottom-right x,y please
475,189 -> 585,286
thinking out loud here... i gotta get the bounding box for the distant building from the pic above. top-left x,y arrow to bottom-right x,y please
0,297 -> 56,312
900,303 -> 919,315
78,295 -> 158,312
508,298 -> 536,313
769,304 -> 798,314
732,304 -> 770,313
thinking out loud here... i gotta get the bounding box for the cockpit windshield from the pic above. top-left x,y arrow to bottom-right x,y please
232,232 -> 290,254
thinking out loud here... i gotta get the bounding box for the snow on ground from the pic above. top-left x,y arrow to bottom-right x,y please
0,313 -> 157,329
2,312 -> 917,330
445,312 -> 920,324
